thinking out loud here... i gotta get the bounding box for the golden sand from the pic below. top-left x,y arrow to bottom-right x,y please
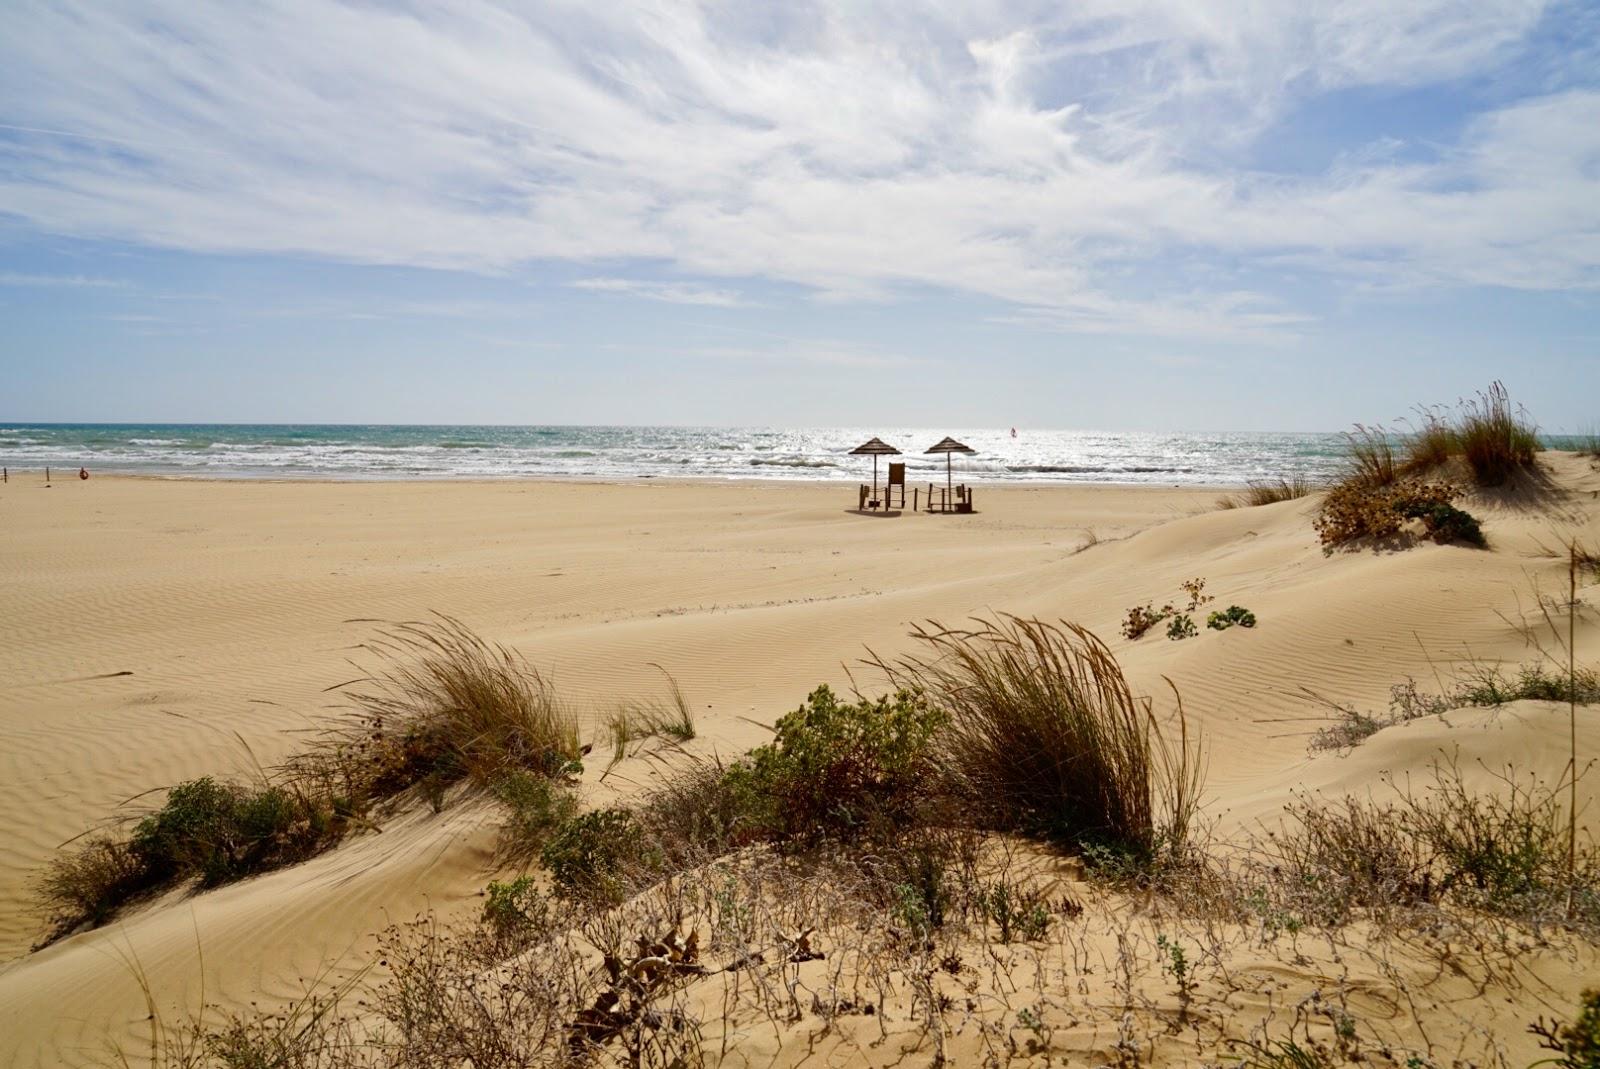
2,463 -> 1597,1065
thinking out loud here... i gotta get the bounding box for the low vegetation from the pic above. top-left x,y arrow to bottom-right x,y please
1315,382 -> 1547,552
36,616 -> 585,945
1254,760 -> 1599,932
881,616 -> 1203,864
1206,605 -> 1257,630
1217,474 -> 1313,510
1122,578 -> 1258,642
82,614 -> 1600,1069
46,604 -> 1600,1069
1313,478 -> 1484,551
604,669 -> 695,770
1393,381 -> 1542,486
1310,664 -> 1600,752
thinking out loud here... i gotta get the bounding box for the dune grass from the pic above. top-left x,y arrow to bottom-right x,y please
604,669 -> 695,769
37,617 -> 585,945
320,615 -> 583,798
1217,475 -> 1313,510
878,616 -> 1203,867
1385,382 -> 1541,485
1339,424 -> 1398,489
1456,380 -> 1541,485
1399,406 -> 1457,474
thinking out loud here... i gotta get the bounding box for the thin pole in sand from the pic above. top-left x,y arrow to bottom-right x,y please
1569,540 -> 1578,877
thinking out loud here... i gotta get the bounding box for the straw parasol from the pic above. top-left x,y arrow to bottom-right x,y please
924,436 -> 976,498
849,436 -> 901,499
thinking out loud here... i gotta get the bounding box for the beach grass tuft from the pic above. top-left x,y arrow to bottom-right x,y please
1455,380 -> 1540,486
605,669 -> 695,768
1339,424 -> 1398,489
327,615 -> 583,798
36,617 -> 586,944
1218,475 -> 1313,510
1399,405 -> 1458,475
879,616 -> 1203,867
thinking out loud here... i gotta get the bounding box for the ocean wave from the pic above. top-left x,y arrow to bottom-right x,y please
749,457 -> 836,469
0,426 -> 1343,484
1005,464 -> 1193,475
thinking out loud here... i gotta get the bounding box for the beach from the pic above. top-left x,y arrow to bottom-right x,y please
3,466 -> 1599,1065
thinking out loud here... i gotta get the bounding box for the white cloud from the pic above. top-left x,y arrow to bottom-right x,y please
572,278 -> 749,306
0,1 -> 1592,337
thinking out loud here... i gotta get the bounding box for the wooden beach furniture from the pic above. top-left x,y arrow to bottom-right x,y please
849,436 -> 902,512
884,462 -> 907,509
923,437 -> 977,513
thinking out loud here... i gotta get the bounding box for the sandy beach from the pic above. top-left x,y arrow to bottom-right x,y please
3,464 -> 1599,1066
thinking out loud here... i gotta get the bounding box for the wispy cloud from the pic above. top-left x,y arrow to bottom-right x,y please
572,278 -> 749,307
0,1 -> 1593,337
0,271 -> 127,288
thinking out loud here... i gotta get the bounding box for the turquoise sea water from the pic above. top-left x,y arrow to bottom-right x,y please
0,423 -> 1360,485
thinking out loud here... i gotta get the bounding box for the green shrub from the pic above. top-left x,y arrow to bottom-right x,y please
744,685 -> 946,846
976,878 -> 1054,943
633,754 -> 772,867
540,808 -> 650,904
494,771 -> 579,859
1398,499 -> 1485,546
129,778 -> 313,887
482,875 -> 551,939
1206,605 -> 1257,630
1531,989 -> 1600,1069
1165,614 -> 1197,640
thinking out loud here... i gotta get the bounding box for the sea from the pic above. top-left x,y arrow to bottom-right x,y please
0,424 -> 1358,486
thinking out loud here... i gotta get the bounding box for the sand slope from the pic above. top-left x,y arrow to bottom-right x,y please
1,458 -> 1597,1065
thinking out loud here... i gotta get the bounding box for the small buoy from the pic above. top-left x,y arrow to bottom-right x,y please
79,467 -> 90,481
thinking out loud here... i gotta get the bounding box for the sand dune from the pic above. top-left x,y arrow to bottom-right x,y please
1,458 -> 1597,1065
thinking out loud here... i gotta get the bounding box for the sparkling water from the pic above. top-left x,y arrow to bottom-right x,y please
0,424 -> 1352,486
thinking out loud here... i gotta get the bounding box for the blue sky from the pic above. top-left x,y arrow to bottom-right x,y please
1,1 -> 1597,430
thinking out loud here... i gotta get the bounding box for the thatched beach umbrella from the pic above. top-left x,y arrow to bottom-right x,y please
924,436 -> 977,497
849,436 -> 901,498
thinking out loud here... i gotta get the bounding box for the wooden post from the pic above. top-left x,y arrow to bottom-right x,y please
1570,541 -> 1579,878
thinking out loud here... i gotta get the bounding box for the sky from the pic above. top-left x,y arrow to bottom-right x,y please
1,1 -> 1597,430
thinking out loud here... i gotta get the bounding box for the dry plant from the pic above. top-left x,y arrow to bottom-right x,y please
36,616 -> 586,945
875,615 -> 1204,869
316,614 -> 583,798
1339,424 -> 1398,489
1456,380 -> 1540,486
1219,475 -> 1314,510
1399,405 -> 1458,475
1250,758 -> 1600,934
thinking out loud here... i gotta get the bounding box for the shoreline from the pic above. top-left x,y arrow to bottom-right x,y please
3,468 -> 1256,491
